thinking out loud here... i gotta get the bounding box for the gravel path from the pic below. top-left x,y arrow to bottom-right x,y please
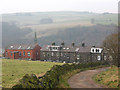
68,67 -> 110,88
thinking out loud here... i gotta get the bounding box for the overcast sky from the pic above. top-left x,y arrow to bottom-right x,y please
0,0 -> 119,14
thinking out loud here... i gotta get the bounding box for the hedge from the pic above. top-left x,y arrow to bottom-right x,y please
12,61 -> 109,88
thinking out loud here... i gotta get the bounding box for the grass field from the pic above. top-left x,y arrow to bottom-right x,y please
93,66 -> 119,88
2,59 -> 63,88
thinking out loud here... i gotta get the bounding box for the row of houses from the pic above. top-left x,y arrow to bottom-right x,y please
4,33 -> 109,63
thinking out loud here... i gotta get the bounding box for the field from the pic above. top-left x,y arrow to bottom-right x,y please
2,59 -> 63,88
93,66 -> 119,88
2,12 -> 118,38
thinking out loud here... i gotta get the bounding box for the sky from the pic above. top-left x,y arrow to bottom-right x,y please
0,0 -> 119,14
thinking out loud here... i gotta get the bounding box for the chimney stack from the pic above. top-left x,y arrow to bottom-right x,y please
82,43 -> 85,47
92,45 -> 95,47
61,41 -> 65,46
72,42 -> 75,47
52,42 -> 55,46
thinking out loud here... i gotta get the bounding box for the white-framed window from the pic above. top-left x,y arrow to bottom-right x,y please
6,52 -> 8,56
11,52 -> 12,56
52,52 -> 54,56
19,52 -> 21,56
27,52 -> 30,56
104,56 -> 107,60
77,55 -> 80,57
61,53 -> 63,56
97,56 -> 101,61
67,56 -> 69,59
23,52 -> 25,56
77,55 -> 80,60
36,52 -> 38,55
44,54 -> 46,57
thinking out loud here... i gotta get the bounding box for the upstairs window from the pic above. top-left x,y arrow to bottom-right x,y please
96,49 -> 99,52
97,56 -> 101,60
11,52 -> 12,56
36,52 -> 38,55
51,52 -> 54,56
27,52 -> 30,56
23,52 -> 25,56
6,52 -> 8,56
19,52 -> 21,56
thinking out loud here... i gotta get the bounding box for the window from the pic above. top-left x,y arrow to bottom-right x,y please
96,49 -> 99,52
77,55 -> 80,60
10,46 -> 13,49
97,49 -> 99,52
61,53 -> 63,56
18,46 -> 21,49
11,52 -> 12,56
36,52 -> 38,55
23,52 -> 25,56
77,55 -> 80,57
47,53 -> 50,56
44,54 -> 46,57
57,53 -> 59,57
92,49 -> 94,52
27,52 -> 30,56
52,52 -> 54,56
19,52 -> 21,56
104,56 -> 107,60
67,56 -> 69,59
6,52 -> 8,56
97,56 -> 101,61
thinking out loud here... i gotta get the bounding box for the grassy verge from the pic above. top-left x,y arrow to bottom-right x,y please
93,66 -> 118,88
57,65 -> 109,88
2,59 -> 63,88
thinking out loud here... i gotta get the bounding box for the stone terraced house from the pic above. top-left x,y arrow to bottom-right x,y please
40,43 -> 108,63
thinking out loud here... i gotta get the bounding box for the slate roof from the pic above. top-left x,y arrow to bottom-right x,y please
41,45 -> 92,52
6,43 -> 38,50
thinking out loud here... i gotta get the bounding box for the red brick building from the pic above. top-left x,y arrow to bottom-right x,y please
4,32 -> 41,60
5,43 -> 41,60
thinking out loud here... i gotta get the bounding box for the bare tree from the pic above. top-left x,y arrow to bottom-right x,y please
102,33 -> 118,66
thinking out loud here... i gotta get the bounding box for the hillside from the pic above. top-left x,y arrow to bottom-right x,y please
1,11 -> 118,48
2,12 -> 117,26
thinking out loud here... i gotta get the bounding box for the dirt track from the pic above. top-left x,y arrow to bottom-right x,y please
68,67 -> 110,88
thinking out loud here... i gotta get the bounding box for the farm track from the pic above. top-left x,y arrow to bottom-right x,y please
68,67 -> 110,88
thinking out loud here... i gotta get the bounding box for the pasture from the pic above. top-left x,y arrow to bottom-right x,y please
2,59 -> 63,88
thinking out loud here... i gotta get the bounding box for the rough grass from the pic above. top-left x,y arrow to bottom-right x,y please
2,59 -> 63,88
93,66 -> 119,88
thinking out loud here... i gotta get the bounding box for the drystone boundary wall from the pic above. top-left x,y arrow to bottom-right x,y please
12,61 -> 108,88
